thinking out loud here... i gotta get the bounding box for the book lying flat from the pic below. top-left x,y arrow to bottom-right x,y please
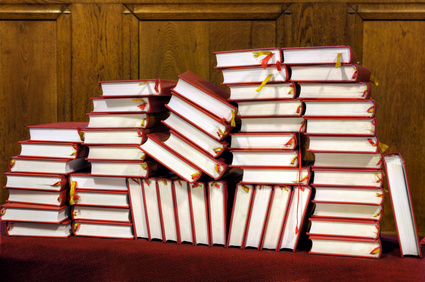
236,100 -> 303,117
87,112 -> 168,129
281,46 -> 356,65
311,168 -> 383,188
99,79 -> 176,96
228,82 -> 296,101
71,189 -> 129,208
6,219 -> 72,238
87,144 -> 146,161
303,100 -> 376,118
28,122 -> 87,143
230,132 -> 297,150
83,127 -> 166,145
307,136 -> 379,153
311,151 -> 383,169
162,112 -> 228,158
309,236 -> 382,258
1,203 -> 70,223
4,172 -> 67,191
230,149 -> 299,168
9,156 -> 89,174
5,188 -> 67,207
72,205 -> 131,223
73,219 -> 134,239
307,218 -> 380,240
241,167 -> 310,185
305,118 -> 377,136
313,186 -> 384,205
91,96 -> 169,113
221,65 -> 289,85
239,117 -> 305,133
383,154 -> 422,257
172,71 -> 237,124
311,201 -> 383,221
298,82 -> 370,99
215,47 -> 282,68
69,173 -> 128,191
288,64 -> 370,82
87,159 -> 161,178
18,141 -> 87,159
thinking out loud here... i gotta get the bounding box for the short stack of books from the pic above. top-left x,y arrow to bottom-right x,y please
72,79 -> 176,239
139,71 -> 239,245
282,46 -> 383,258
1,122 -> 89,238
215,48 -> 312,251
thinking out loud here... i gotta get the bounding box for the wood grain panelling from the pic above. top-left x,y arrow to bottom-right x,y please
71,4 -> 123,120
0,4 -> 64,20
0,21 -> 57,203
363,20 -> 425,235
123,8 -> 139,80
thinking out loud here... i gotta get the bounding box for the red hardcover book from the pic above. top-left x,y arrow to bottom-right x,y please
276,185 -> 312,252
172,179 -> 194,244
155,177 -> 180,243
309,151 -> 383,170
307,218 -> 380,240
236,99 -> 303,118
188,181 -> 210,246
230,132 -> 297,150
5,219 -> 72,238
127,178 -> 148,239
162,131 -> 228,180
71,205 -> 131,223
87,144 -> 147,161
83,127 -> 166,145
99,79 -> 177,96
307,135 -> 380,153
87,112 -> 168,129
260,185 -> 293,250
304,117 -> 377,137
4,172 -> 67,191
227,82 -> 296,101
28,122 -> 87,143
9,155 -> 89,174
0,202 -> 70,223
87,159 -> 162,178
303,99 -> 376,118
71,189 -> 129,208
91,95 -> 169,113
230,149 -> 300,168
240,166 -> 311,186
309,235 -> 382,258
72,219 -> 135,239
140,178 -> 163,241
288,64 -> 370,83
281,46 -> 356,65
18,140 -> 87,159
5,188 -> 67,207
311,200 -> 383,221
239,116 -> 305,133
311,168 -> 384,188
165,94 -> 232,141
220,65 -> 289,85
383,153 -> 422,257
298,82 -> 371,100
313,186 -> 385,205
139,133 -> 203,183
69,173 -> 128,192
215,47 -> 282,69
173,71 -> 237,124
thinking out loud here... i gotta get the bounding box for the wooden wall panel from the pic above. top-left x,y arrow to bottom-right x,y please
71,4 -> 124,121
362,20 -> 425,235
0,21 -> 57,203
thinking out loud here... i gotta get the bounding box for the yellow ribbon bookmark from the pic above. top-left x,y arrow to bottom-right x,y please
252,51 -> 272,58
69,181 -> 78,205
370,74 -> 379,86
231,110 -> 236,127
335,53 -> 342,68
379,142 -> 389,153
241,185 -> 250,193
191,172 -> 201,180
256,74 -> 273,92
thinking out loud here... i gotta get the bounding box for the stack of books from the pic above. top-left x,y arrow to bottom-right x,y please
72,79 -> 176,239
215,48 -> 312,251
282,46 -> 383,258
139,71 -> 240,245
1,122 -> 89,237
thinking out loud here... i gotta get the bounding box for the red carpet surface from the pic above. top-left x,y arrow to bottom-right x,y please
0,221 -> 423,281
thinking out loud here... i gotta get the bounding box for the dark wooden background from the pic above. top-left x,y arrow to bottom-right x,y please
0,0 -> 424,236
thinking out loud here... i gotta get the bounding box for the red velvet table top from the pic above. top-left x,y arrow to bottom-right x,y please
0,221 -> 423,281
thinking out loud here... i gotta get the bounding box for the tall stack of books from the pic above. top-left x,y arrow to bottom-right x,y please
139,71 -> 239,245
215,48 -> 312,251
1,122 -> 89,238
281,46 -> 383,258
71,79 -> 176,239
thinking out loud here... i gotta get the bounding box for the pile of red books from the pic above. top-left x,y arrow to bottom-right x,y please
1,122 -> 89,237
215,48 -> 312,251
72,79 -> 176,239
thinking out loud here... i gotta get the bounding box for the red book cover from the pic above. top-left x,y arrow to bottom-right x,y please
240,166 -> 311,186
99,79 -> 177,96
227,82 -> 297,101
28,122 -> 88,143
311,200 -> 383,221
5,219 -> 72,238
87,111 -> 169,129
28,122 -> 88,130
166,93 -> 233,141
71,189 -> 129,208
383,153 -> 422,258
71,205 -> 131,223
229,132 -> 298,151
298,82 -> 371,100
309,235 -> 382,258
214,47 -> 283,69
18,140 -> 87,159
140,133 -> 203,183
72,219 -> 135,239
82,126 -> 166,145
303,99 -> 376,118
5,188 -> 68,207
1,202 -> 70,223
230,149 -> 300,168
307,217 -> 381,240
86,159 -> 162,178
9,155 -> 89,174
220,64 -> 290,84
311,167 -> 384,188
288,64 -> 370,83
4,172 -> 68,191
281,46 -> 356,65
308,150 -> 383,170
163,130 -> 228,180
304,117 -> 377,137
91,95 -> 169,113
